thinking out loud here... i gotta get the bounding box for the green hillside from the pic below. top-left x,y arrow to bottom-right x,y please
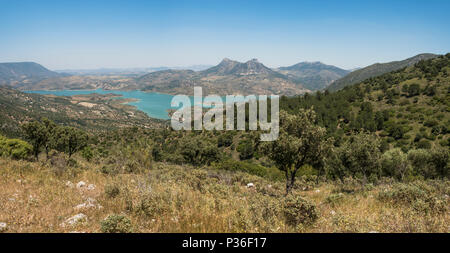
282,53 -> 450,151
327,53 -> 439,91
0,86 -> 164,137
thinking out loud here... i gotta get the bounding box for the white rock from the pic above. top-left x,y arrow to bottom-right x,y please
247,183 -> 255,188
74,198 -> 99,210
0,222 -> 7,232
315,189 -> 321,193
87,184 -> 96,191
66,181 -> 74,188
74,202 -> 96,210
76,181 -> 86,189
86,197 -> 96,203
60,213 -> 87,227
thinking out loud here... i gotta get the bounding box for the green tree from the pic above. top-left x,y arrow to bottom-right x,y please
407,83 -> 421,97
21,121 -> 47,160
407,149 -> 433,178
237,139 -> 254,160
54,126 -> 88,157
331,132 -> 382,182
262,109 -> 330,195
380,148 -> 411,181
41,118 -> 57,159
180,136 -> 219,166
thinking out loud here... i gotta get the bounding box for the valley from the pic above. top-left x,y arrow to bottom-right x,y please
0,53 -> 448,234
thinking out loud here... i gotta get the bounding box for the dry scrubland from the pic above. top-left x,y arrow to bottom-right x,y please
0,156 -> 448,233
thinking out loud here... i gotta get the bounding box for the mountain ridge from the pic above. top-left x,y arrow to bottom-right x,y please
277,61 -> 350,90
326,53 -> 439,91
0,62 -> 64,87
136,58 -> 308,95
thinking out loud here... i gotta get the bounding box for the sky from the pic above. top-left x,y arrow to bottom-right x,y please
1,0 -> 449,70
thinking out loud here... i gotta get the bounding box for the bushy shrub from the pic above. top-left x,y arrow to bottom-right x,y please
325,193 -> 345,206
99,165 -> 119,175
213,159 -> 283,181
417,139 -> 431,149
293,176 -> 318,191
66,157 -> 78,167
237,139 -> 254,160
333,176 -> 365,193
0,136 -> 32,160
105,183 -> 120,198
136,193 -> 171,218
380,148 -> 411,180
283,194 -> 318,227
125,160 -> 141,173
100,214 -> 133,233
180,136 -> 219,166
218,132 -> 234,147
81,146 -> 94,161
407,148 -> 449,179
329,133 -> 382,181
377,182 -> 448,214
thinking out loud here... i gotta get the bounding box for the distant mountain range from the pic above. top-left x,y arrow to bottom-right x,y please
327,53 -> 439,91
277,61 -> 350,90
0,53 -> 441,95
0,62 -> 64,87
136,58 -> 309,95
55,65 -> 213,76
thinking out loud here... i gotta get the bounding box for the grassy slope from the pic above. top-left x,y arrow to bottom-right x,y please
0,157 -> 448,233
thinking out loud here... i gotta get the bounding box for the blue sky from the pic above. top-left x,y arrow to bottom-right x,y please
1,0 -> 449,70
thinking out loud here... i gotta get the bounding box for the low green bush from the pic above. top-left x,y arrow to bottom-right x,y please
100,214 -> 133,233
105,183 -> 120,198
377,181 -> 448,214
283,194 -> 318,227
325,193 -> 345,206
213,159 -> 283,181
0,135 -> 32,160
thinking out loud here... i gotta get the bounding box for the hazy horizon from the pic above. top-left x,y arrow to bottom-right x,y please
1,0 -> 449,70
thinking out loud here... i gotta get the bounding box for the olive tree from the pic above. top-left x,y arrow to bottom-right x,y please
331,132 -> 382,182
262,109 -> 330,195
381,148 -> 411,181
41,118 -> 57,159
22,121 -> 47,160
54,126 -> 88,158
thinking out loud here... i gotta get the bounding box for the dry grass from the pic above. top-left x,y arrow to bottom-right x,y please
0,157 -> 448,233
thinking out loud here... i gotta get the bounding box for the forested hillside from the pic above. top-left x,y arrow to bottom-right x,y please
326,53 -> 438,91
282,54 -> 450,151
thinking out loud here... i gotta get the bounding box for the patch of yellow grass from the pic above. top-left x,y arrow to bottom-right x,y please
0,158 -> 448,233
